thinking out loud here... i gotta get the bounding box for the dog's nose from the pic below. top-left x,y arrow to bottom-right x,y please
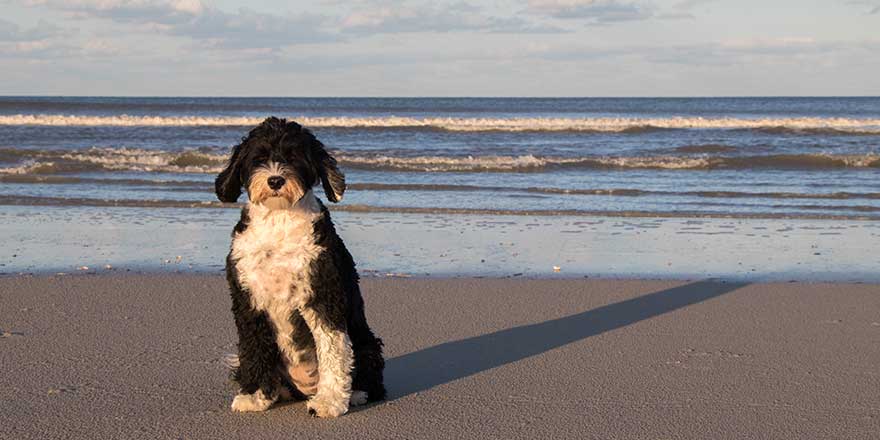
267,176 -> 285,190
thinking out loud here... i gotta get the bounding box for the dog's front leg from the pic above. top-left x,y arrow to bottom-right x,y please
300,306 -> 354,418
229,284 -> 283,412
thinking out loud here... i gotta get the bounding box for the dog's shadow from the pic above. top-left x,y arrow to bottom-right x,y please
383,280 -> 747,400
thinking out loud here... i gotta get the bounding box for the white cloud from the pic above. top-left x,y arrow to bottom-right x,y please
655,12 -> 695,20
847,1 -> 880,14
340,3 -> 484,33
339,1 -> 566,34
0,18 -> 68,41
671,0 -> 716,10
25,0 -> 203,24
0,37 -> 121,58
24,0 -> 336,48
524,37 -> 880,66
527,0 -> 654,23
19,0 -> 567,48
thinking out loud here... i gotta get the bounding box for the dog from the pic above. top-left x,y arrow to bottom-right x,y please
215,117 -> 386,418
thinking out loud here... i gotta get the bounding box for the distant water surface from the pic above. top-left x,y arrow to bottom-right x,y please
1,96 -> 878,219
1,97 -> 878,277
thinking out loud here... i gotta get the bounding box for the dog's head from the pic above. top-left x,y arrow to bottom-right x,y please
214,117 -> 345,206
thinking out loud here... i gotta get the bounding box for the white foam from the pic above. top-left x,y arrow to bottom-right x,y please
0,147 -> 227,174
1,114 -> 880,132
0,160 -> 58,174
593,156 -> 714,169
57,147 -> 226,173
2,148 -> 877,175
337,153 -> 880,171
0,114 -> 264,127
336,154 -> 714,171
336,154 -> 557,172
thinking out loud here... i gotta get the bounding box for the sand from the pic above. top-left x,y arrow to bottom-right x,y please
0,275 -> 878,439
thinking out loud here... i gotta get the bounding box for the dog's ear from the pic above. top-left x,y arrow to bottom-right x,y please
311,140 -> 345,203
215,142 -> 245,203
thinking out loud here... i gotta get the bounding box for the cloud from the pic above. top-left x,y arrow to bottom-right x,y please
19,0 -> 568,48
0,18 -> 68,42
0,37 -> 122,59
655,12 -> 695,20
847,1 -> 880,14
0,15 -> 81,59
484,16 -> 569,33
340,3 -> 483,33
671,0 -> 717,10
654,0 -> 720,20
524,37 -> 880,66
527,0 -> 654,23
24,0 -> 336,49
339,1 -> 566,34
24,0 -> 203,24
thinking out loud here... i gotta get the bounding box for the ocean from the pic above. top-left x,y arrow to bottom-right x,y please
1,96 -> 878,278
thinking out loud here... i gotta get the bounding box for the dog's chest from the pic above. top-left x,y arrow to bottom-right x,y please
231,206 -> 324,312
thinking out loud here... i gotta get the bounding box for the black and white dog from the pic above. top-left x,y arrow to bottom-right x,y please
215,117 -> 385,418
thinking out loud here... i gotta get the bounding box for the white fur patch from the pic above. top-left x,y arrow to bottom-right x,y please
232,190 -> 354,418
262,196 -> 291,211
301,307 -> 354,418
231,389 -> 275,412
232,192 -> 324,393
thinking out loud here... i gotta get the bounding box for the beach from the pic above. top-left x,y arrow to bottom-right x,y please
1,96 -> 878,438
1,274 -> 878,439
4,0 -> 880,436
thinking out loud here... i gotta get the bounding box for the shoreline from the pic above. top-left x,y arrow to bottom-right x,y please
4,271 -> 880,286
0,197 -> 878,221
2,274 -> 878,439
2,206 -> 878,282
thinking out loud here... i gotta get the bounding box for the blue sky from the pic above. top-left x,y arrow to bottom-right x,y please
1,0 -> 878,96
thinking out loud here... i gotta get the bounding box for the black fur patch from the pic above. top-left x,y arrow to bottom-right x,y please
225,252 -> 285,398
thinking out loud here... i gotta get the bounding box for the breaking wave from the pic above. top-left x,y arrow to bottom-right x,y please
3,176 -> 877,201
337,153 -> 880,172
0,147 -> 227,174
2,114 -> 880,133
347,183 -> 880,200
1,147 -> 879,174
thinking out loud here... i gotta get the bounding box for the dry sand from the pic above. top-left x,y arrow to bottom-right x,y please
0,275 -> 878,439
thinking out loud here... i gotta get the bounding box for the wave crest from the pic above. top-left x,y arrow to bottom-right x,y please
1,114 -> 880,133
1,147 -> 878,175
338,153 -> 880,172
0,147 -> 227,174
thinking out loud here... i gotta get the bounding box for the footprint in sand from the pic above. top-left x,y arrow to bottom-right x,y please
47,386 -> 77,395
0,328 -> 25,338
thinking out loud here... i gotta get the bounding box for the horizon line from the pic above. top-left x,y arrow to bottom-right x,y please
1,94 -> 879,99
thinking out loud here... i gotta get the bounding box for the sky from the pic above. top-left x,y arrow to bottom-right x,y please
0,0 -> 878,96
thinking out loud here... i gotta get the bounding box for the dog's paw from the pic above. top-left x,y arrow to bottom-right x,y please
231,390 -> 274,412
307,394 -> 349,418
349,390 -> 368,407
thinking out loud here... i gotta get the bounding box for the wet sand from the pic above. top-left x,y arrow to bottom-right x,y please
3,206 -> 880,282
1,275 -> 878,439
